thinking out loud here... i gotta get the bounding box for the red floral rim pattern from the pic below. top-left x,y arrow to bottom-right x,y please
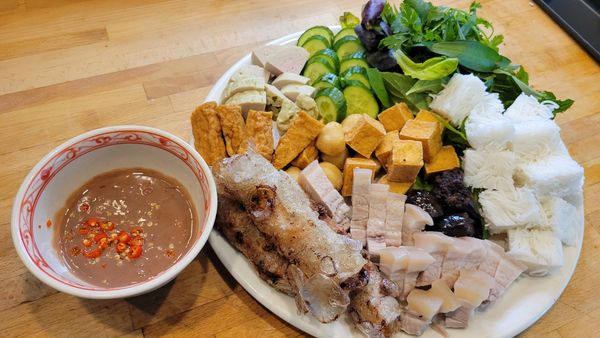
18,130 -> 211,291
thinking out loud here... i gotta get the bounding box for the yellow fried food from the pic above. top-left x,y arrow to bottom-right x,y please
272,111 -> 324,169
291,141 -> 319,169
246,110 -> 274,161
217,105 -> 249,156
190,101 -> 226,166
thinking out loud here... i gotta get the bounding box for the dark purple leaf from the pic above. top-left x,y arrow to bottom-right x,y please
361,0 -> 385,27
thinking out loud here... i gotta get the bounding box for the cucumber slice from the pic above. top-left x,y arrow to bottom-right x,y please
342,51 -> 367,61
315,87 -> 347,123
333,28 -> 358,45
340,58 -> 369,74
297,26 -> 334,46
302,57 -> 335,83
311,48 -> 340,72
343,81 -> 379,118
301,35 -> 331,57
340,66 -> 370,89
333,36 -> 365,59
312,73 -> 341,90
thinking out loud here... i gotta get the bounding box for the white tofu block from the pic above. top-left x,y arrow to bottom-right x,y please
479,187 -> 547,233
224,90 -> 266,116
272,73 -> 310,89
230,64 -> 270,83
463,149 -> 516,190
222,77 -> 265,102
516,155 -> 584,198
281,84 -> 315,102
507,228 -> 564,276
430,73 -> 488,126
504,93 -> 554,122
541,196 -> 580,246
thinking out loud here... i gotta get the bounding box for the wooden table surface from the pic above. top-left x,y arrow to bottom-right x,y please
0,0 -> 598,337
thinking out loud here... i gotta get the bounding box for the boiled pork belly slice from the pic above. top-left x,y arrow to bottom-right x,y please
384,192 -> 406,247
438,238 -> 473,288
407,289 -> 443,321
488,252 -> 527,301
507,227 -> 564,276
402,204 -> 434,246
479,187 -> 547,233
445,237 -> 487,284
541,196 -> 580,246
446,270 -> 496,328
429,279 -> 461,313
367,184 -> 389,260
412,232 -> 453,287
379,246 -> 435,299
299,161 -> 351,231
463,149 -> 516,191
504,92 -> 555,122
350,168 -> 373,246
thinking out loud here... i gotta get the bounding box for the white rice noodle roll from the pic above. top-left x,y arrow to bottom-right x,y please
510,120 -> 566,162
504,93 -> 556,122
479,187 -> 547,233
507,227 -> 564,276
463,149 -> 516,191
430,73 -> 488,127
515,155 -> 584,198
541,196 -> 580,247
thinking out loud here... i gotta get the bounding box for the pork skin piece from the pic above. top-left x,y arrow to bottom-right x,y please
402,204 -> 434,246
214,149 -> 367,284
299,161 -> 351,231
413,232 -> 453,287
438,238 -> 472,288
349,263 -> 403,338
367,184 -> 389,261
350,168 -> 373,246
216,197 -> 292,295
379,246 -> 435,300
384,192 -> 406,247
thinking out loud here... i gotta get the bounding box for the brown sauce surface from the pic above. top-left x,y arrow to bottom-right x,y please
54,168 -> 197,287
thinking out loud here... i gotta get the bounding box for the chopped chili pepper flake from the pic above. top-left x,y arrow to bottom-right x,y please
129,236 -> 144,247
116,242 -> 127,253
128,245 -> 142,259
78,226 -> 90,235
165,249 -> 175,257
98,237 -> 109,249
83,248 -> 101,259
83,239 -> 93,247
130,226 -> 143,237
117,231 -> 130,243
101,221 -> 115,231
94,232 -> 108,243
86,218 -> 100,227
46,219 -> 52,228
70,246 -> 81,256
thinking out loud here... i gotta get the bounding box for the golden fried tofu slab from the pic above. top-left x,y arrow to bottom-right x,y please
272,111 -> 324,169
291,141 -> 318,169
246,110 -> 274,161
217,105 -> 249,156
190,101 -> 226,166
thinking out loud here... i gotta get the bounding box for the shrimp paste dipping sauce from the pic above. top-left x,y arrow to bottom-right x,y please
53,168 -> 198,287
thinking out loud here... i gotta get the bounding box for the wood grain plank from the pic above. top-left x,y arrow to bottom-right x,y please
214,315 -> 304,338
0,28 -> 108,61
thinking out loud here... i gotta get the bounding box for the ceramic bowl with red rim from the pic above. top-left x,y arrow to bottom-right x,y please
11,125 -> 217,299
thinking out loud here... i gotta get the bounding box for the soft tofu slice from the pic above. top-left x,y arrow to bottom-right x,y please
424,145 -> 460,177
281,84 -> 315,102
291,141 -> 318,169
245,110 -> 274,161
507,227 -> 564,276
378,102 -> 414,132
222,77 -> 266,101
367,184 -> 389,260
343,114 -> 387,158
299,160 -> 351,229
272,111 -> 323,169
375,131 -> 399,168
399,119 -> 443,162
378,175 -> 412,195
265,84 -> 290,114
454,270 -> 495,307
384,192 -> 407,247
350,168 -> 373,246
264,45 -> 310,75
251,45 -> 284,67
413,231 -> 451,286
341,157 -> 378,196
402,204 -> 434,246
430,279 -> 461,313
231,64 -> 270,83
216,105 -> 249,156
387,139 -> 423,183
224,90 -> 267,116
272,73 -> 310,89
190,101 -> 226,166
407,289 -> 443,321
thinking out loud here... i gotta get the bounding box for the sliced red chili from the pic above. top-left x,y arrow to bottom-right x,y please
86,218 -> 100,227
128,245 -> 142,259
83,248 -> 101,259
117,231 -> 130,243
129,236 -> 144,247
78,226 -> 90,235
116,242 -> 127,253
94,232 -> 108,243
98,237 -> 109,249
101,221 -> 115,231
130,226 -> 143,237
82,239 -> 93,247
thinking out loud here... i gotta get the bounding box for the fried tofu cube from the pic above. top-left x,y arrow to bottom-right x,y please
399,119 -> 442,162
190,101 -> 226,166
343,114 -> 386,158
341,157 -> 378,196
378,102 -> 414,132
216,105 -> 249,156
387,140 -> 423,183
424,145 -> 460,177
378,175 -> 413,195
375,131 -> 400,169
272,111 -> 324,169
291,141 -> 318,169
246,110 -> 274,161
415,109 -> 443,135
